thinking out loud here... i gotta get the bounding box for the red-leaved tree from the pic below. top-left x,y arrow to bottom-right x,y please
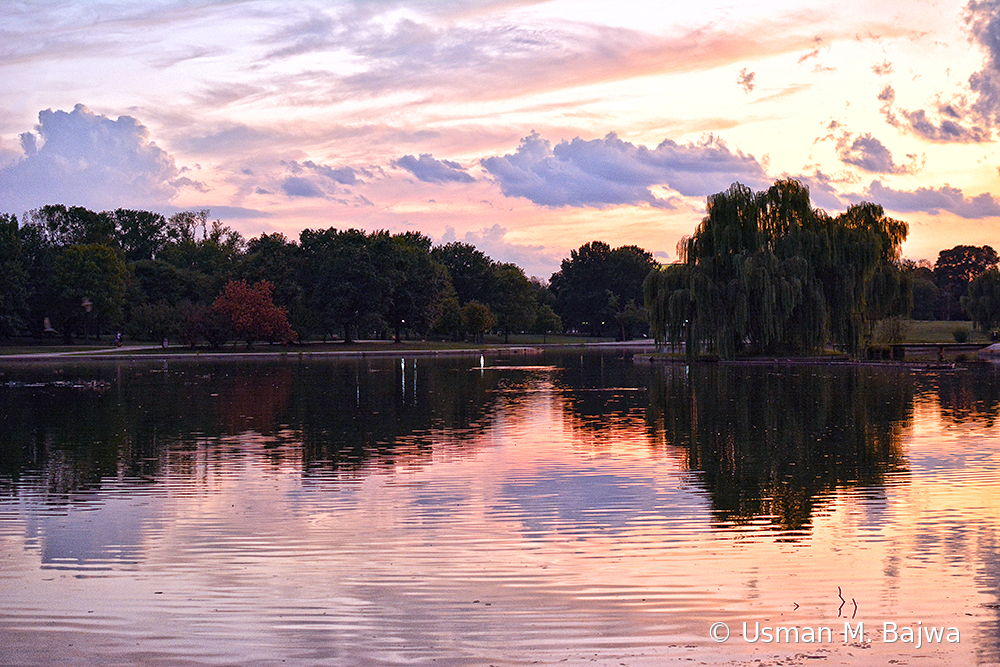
212,280 -> 295,347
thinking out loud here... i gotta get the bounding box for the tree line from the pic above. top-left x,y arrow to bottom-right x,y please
3,181 -> 995,352
644,179 -> 1000,359
0,204 -> 656,347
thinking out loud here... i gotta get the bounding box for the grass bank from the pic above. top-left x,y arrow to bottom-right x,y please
0,333 -> 633,360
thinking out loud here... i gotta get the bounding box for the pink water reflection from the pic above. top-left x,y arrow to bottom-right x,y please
1,357 -> 999,666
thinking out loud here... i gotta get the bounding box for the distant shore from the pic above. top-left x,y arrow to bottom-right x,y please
0,337 -> 657,362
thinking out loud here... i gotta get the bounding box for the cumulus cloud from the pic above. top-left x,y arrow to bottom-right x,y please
300,160 -> 358,185
790,170 -> 846,212
0,104 -> 182,213
480,131 -> 769,209
268,159 -> 365,199
859,180 -> 1000,218
899,107 -> 989,143
282,176 -> 325,198
393,154 -> 476,184
441,223 -> 558,279
837,133 -> 919,174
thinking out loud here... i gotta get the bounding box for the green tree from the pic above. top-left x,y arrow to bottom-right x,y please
239,233 -> 307,336
550,241 -> 657,336
431,241 -> 497,305
51,244 -> 127,341
298,228 -> 390,343
461,301 -> 495,343
491,262 -> 537,343
159,215 -> 244,302
962,269 -> 1000,333
646,179 -> 909,359
532,303 -> 562,343
385,232 -> 450,342
934,245 -> 999,320
0,213 -> 28,337
903,259 -> 940,320
23,205 -> 115,247
433,295 -> 464,340
126,301 -> 176,342
111,208 -> 168,261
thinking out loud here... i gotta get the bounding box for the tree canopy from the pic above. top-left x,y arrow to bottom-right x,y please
550,241 -> 657,337
644,179 -> 910,359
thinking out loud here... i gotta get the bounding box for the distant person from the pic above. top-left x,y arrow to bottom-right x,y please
116,331 -> 123,347
162,337 -> 168,349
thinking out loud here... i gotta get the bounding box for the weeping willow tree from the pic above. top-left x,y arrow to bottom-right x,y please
644,179 -> 910,359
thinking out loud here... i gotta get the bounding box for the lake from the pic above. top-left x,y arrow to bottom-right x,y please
1,350 -> 999,666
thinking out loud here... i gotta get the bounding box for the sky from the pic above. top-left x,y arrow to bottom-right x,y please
1,0 -> 999,278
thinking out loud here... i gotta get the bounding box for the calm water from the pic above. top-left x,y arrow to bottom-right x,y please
1,351 -> 999,666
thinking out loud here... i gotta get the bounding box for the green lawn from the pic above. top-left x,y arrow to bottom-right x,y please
901,320 -> 990,344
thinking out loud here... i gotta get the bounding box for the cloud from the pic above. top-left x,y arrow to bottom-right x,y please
259,159 -> 367,201
0,104 -> 181,214
300,160 -> 358,185
966,0 -> 1000,127
837,133 -> 918,174
281,176 -> 325,198
480,131 -> 769,209
790,170 -> 846,212
392,154 -> 475,184
201,206 -> 274,219
899,108 -> 989,143
879,84 -> 989,143
737,68 -> 756,93
442,223 -> 559,279
859,180 -> 1000,218
872,60 -> 893,75
875,2 -> 999,142
255,4 -> 833,107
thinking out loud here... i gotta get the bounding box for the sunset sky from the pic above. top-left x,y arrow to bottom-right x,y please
1,0 -> 999,277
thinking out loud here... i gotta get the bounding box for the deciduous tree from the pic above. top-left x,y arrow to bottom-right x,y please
963,269 -> 1000,333
212,280 -> 294,347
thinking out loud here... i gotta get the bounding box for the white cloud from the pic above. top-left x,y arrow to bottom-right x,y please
858,180 -> 1000,218
481,131 -> 769,209
392,154 -> 475,183
441,223 -> 560,279
836,133 -> 919,174
0,104 -> 181,214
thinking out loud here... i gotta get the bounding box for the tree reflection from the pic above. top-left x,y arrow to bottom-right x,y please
647,364 -> 911,530
549,351 -> 651,450
920,363 -> 1000,426
293,356 -> 500,472
0,355 -> 501,498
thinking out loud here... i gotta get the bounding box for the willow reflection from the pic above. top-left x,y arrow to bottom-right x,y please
647,364 -> 912,530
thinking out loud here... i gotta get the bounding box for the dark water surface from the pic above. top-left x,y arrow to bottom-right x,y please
2,351 -> 1000,666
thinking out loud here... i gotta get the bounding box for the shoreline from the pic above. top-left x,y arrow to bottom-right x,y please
0,339 -> 658,363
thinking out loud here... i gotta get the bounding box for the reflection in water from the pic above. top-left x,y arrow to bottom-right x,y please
2,353 -> 1000,666
921,363 -> 1000,426
0,356 -> 502,494
647,364 -> 911,530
